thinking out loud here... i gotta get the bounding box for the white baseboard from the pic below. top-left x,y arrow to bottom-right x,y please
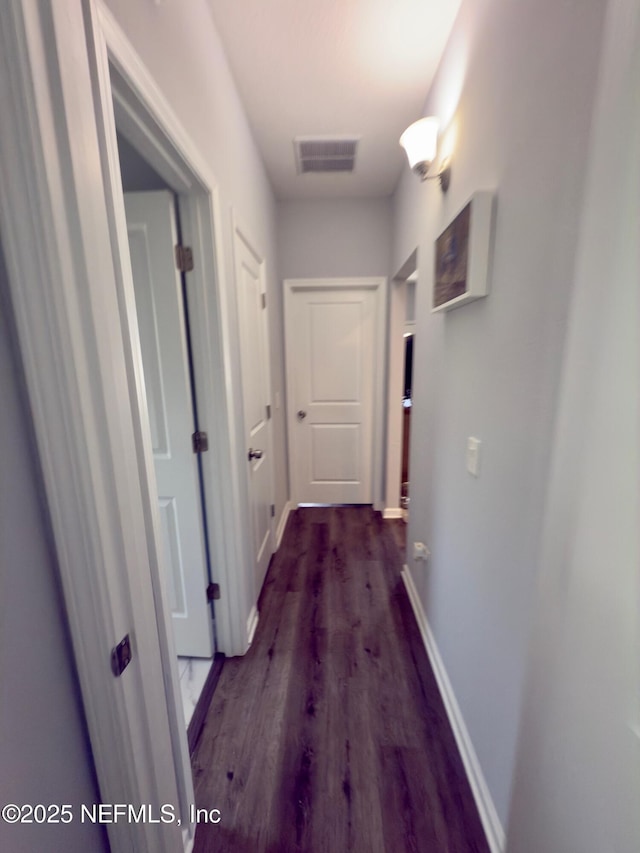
246,605 -> 259,648
276,500 -> 293,549
383,507 -> 403,519
401,565 -> 506,853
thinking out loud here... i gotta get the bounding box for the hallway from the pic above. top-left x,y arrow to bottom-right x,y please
192,507 -> 488,852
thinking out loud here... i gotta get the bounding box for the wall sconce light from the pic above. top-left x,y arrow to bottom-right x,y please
399,117 -> 451,192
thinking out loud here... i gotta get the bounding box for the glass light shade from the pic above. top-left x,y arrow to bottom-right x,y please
399,117 -> 439,170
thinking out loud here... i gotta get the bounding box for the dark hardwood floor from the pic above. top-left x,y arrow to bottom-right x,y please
192,507 -> 489,852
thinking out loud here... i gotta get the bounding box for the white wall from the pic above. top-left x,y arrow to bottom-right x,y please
507,1 -> 640,849
0,252 -> 108,853
277,197 -> 392,279
105,0 -> 288,634
391,0 -> 607,831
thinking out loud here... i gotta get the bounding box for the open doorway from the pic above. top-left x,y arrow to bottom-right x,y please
0,4 -> 252,847
91,34 -> 248,834
400,271 -> 417,520
384,251 -> 417,524
115,131 -> 216,728
401,328 -> 413,518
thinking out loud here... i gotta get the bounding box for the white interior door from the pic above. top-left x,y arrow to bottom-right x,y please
125,190 -> 213,658
234,226 -> 273,595
285,281 -> 378,504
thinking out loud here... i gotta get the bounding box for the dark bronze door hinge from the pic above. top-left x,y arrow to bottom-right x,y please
206,582 -> 221,601
192,431 -> 209,453
175,244 -> 194,273
111,634 -> 132,677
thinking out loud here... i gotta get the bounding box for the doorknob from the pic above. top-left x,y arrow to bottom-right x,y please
248,448 -> 264,461
297,410 -> 307,421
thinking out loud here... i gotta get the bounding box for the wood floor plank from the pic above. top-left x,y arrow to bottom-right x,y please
192,507 -> 489,853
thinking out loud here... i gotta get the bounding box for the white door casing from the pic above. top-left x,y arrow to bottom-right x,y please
104,21 -> 249,659
385,250 -> 418,519
0,2 -> 186,850
285,278 -> 387,506
1,1 -> 265,850
124,190 -> 213,658
233,222 -> 274,596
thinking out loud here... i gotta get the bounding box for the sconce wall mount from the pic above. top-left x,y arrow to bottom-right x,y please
400,117 -> 451,192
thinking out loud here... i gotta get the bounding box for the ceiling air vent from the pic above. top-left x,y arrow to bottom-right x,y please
294,137 -> 359,174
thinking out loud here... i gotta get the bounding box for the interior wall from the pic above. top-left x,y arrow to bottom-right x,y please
391,0 -> 607,829
104,0 -> 287,636
506,1 -> 640,849
0,249 -> 108,853
277,197 -> 392,279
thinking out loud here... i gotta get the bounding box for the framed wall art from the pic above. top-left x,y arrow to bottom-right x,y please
433,190 -> 496,312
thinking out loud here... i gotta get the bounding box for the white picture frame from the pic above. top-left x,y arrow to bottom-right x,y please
432,190 -> 496,313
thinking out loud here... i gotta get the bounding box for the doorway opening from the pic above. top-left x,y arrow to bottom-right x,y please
400,270 -> 417,521
401,329 -> 414,517
384,251 -> 417,523
89,28 -> 250,833
115,131 -> 216,728
0,4 -> 252,846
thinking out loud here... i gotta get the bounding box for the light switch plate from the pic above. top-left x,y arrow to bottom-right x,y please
466,437 -> 481,477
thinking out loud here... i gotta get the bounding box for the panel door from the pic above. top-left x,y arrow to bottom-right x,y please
286,284 -> 377,504
125,191 -> 213,658
234,229 -> 273,595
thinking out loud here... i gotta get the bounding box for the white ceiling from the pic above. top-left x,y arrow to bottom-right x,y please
207,0 -> 462,200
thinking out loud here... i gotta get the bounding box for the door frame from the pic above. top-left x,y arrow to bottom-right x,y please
232,212 -> 276,612
0,1 -> 249,850
95,2 -> 247,659
384,250 -> 418,518
284,277 -> 388,510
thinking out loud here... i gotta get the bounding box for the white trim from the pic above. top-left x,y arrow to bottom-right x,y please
383,507 -> 404,519
386,251 -> 417,520
401,566 -> 506,853
276,501 -> 294,548
84,8 -> 198,840
246,606 -> 260,647
0,2 -> 186,849
86,6 -> 257,842
94,0 -> 248,660
231,211 -> 277,599
284,277 -> 387,509
183,829 -> 195,853
0,1 -> 256,849
98,5 -> 213,191
84,7 -> 257,842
